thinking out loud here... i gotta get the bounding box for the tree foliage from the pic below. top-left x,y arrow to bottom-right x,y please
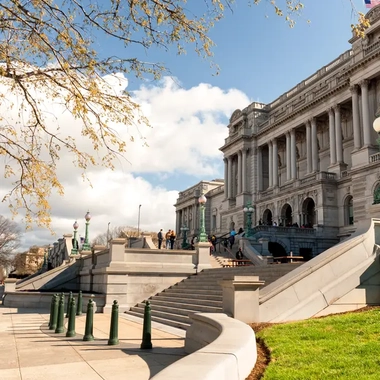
0,0 -> 367,229
92,225 -> 158,246
0,214 -> 21,266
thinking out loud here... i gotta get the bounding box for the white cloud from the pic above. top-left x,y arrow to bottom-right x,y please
0,74 -> 250,250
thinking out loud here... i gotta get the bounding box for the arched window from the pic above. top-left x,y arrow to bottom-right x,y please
344,196 -> 354,226
373,183 -> 380,205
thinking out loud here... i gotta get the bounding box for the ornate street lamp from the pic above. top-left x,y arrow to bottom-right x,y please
82,211 -> 92,251
180,224 -> 190,249
198,194 -> 208,242
71,220 -> 79,254
243,202 -> 254,238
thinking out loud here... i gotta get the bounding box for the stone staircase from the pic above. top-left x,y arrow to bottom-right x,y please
124,263 -> 302,330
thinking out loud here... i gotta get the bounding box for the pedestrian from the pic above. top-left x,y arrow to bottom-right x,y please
236,247 -> 244,265
229,234 -> 235,249
157,229 -> 163,249
165,229 -> 171,249
170,230 -> 176,249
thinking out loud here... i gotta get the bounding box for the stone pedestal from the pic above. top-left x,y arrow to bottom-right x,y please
327,162 -> 347,177
219,276 -> 265,323
4,278 -> 18,293
194,242 -> 212,272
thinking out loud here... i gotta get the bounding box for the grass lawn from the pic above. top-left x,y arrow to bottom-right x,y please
254,307 -> 380,380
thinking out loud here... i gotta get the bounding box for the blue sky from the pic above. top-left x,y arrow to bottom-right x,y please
128,0 -> 368,191
1,0 -> 374,248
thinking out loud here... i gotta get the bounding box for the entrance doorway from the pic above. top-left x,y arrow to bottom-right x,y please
263,209 -> 272,226
280,203 -> 292,227
301,197 -> 316,227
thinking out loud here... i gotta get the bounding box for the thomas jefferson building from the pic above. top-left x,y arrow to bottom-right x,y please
174,6 -> 380,258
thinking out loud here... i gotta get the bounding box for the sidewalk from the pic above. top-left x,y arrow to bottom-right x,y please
0,305 -> 186,380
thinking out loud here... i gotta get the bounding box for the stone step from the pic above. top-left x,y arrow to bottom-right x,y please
150,297 -> 222,308
138,302 -> 222,315
158,292 -> 223,301
174,283 -> 221,290
164,288 -> 222,296
124,310 -> 190,330
130,306 -> 191,325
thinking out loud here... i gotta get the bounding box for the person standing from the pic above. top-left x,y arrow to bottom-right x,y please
157,229 -> 163,249
165,229 -> 171,249
170,230 -> 176,249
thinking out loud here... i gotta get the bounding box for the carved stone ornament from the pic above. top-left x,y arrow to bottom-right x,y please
366,5 -> 380,24
230,109 -> 242,123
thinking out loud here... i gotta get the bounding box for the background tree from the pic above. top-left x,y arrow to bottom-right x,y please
92,225 -> 158,246
0,215 -> 21,267
0,0 -> 366,229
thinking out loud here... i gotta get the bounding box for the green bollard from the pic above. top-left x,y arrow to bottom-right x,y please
66,291 -> 73,318
83,299 -> 94,342
108,300 -> 119,346
48,294 -> 56,329
50,295 -> 59,331
66,297 -> 76,337
76,291 -> 83,316
140,301 -> 152,349
55,294 -> 65,334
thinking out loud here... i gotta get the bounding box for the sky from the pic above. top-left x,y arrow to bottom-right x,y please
0,0 -> 371,250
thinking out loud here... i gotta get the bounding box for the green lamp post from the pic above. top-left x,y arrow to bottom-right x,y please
180,225 -> 189,249
373,108 -> 380,204
243,202 -> 254,238
82,211 -> 92,251
71,221 -> 79,254
198,194 -> 208,243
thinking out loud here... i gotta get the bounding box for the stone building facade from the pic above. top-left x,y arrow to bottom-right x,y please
175,6 -> 380,257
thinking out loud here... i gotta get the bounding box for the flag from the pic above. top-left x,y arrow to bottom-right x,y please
365,0 -> 380,8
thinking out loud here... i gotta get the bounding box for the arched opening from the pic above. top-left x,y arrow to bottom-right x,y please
344,195 -> 354,226
262,209 -> 272,226
280,203 -> 292,227
373,183 -> 380,205
268,242 -> 287,258
301,198 -> 316,227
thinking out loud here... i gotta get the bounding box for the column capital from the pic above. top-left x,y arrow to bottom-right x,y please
333,104 -> 340,112
328,107 -> 334,116
350,84 -> 359,94
360,79 -> 369,88
305,120 -> 311,127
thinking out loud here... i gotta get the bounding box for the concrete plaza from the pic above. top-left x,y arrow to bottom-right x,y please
0,305 -> 186,380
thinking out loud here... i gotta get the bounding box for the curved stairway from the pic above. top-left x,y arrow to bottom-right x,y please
124,263 -> 302,330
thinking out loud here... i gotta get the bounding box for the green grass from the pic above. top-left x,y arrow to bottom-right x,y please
257,308 -> 380,379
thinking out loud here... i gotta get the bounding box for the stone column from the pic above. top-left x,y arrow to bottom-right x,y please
286,132 -> 291,181
268,141 -> 273,187
224,158 -> 228,199
242,149 -> 247,193
272,139 -> 278,187
311,118 -> 318,172
237,150 -> 242,194
334,105 -> 343,163
227,156 -> 233,198
257,146 -> 262,191
351,85 -> 361,150
361,79 -> 371,146
328,108 -> 337,165
306,121 -> 312,174
290,129 -> 297,180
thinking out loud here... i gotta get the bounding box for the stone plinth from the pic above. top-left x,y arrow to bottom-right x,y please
4,278 -> 18,293
219,276 -> 265,323
194,242 -> 212,272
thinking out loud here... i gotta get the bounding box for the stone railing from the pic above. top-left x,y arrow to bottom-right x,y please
252,225 -> 316,236
364,40 -> 380,56
318,171 -> 336,181
370,152 -> 380,163
341,170 -> 351,178
151,313 -> 257,380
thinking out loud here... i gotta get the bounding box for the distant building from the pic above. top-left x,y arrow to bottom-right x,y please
11,246 -> 46,277
175,6 -> 380,258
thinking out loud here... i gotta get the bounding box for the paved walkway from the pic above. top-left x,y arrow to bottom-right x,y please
0,306 -> 186,380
